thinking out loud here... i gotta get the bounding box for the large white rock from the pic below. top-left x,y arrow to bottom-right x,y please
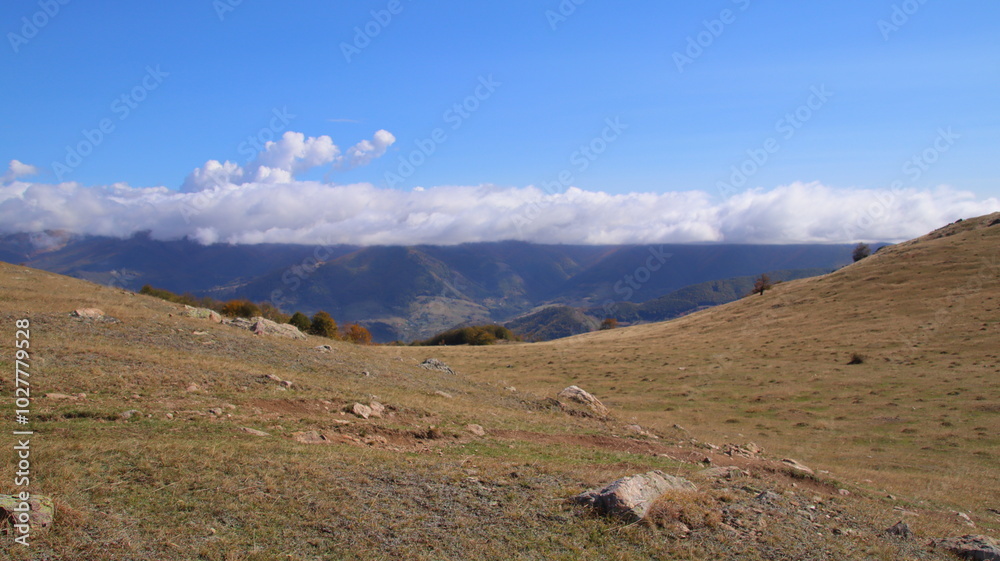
558,385 -> 610,417
572,470 -> 697,522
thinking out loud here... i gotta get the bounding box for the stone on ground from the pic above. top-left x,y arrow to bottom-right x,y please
572,470 -> 697,523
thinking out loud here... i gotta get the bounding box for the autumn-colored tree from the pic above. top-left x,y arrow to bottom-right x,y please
221,299 -> 261,318
258,301 -> 289,323
599,318 -> 619,330
751,274 -> 772,296
345,323 -> 373,345
309,311 -> 338,338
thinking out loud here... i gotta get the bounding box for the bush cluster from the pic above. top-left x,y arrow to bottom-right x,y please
415,324 -> 520,346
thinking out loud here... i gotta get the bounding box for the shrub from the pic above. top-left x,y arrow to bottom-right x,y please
345,323 -> 372,345
599,318 -> 618,330
416,324 -> 520,346
848,353 -> 865,365
310,311 -> 338,338
258,301 -> 290,323
221,299 -> 261,318
288,312 -> 311,333
853,242 -> 871,262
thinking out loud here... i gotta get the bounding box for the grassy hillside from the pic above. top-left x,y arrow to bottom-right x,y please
0,215 -> 996,559
398,214 -> 1000,529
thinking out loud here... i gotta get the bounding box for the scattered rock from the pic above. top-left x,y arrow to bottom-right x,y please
44,393 -> 77,400
419,358 -> 455,375
292,431 -> 328,444
208,408 -> 224,416
434,390 -> 454,399
624,424 -> 658,438
120,409 -> 140,420
351,403 -> 372,419
572,470 -> 697,523
699,466 -> 749,480
264,374 -> 282,383
165,413 -> 174,420
72,308 -> 104,319
185,383 -> 200,392
280,380 -> 294,389
885,520 -> 912,539
466,424 -> 486,437
723,442 -> 761,457
0,494 -> 54,533
504,386 -> 516,392
931,535 -> 1000,561
315,345 -> 333,353
183,305 -> 222,323
755,490 -> 782,504
239,427 -> 270,437
226,317 -> 306,339
781,458 -> 815,475
957,512 -> 977,527
838,489 -> 851,496
558,385 -> 610,417
368,401 -> 385,418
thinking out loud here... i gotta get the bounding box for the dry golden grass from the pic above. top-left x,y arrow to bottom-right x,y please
1,214 -> 997,559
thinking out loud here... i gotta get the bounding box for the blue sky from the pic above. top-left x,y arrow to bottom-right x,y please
1,1 -> 998,245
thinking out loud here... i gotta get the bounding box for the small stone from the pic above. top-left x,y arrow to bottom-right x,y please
131,394 -> 141,399
72,308 -> 104,319
419,358 -> 455,374
264,374 -> 282,383
466,424 -> 486,437
504,386 -> 516,392
434,391 -> 453,399
838,489 -> 851,496
315,345 -> 333,352
369,401 -> 385,418
239,427 -> 271,437
45,393 -> 76,400
292,431 -> 328,444
185,383 -> 200,392
208,408 -> 224,416
75,393 -> 87,399
781,458 -> 815,475
351,403 -> 372,419
280,380 -> 293,388
755,490 -> 782,503
120,409 -> 140,420
165,413 -> 174,420
885,521 -> 912,539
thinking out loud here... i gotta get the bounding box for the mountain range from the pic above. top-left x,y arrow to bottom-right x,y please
0,231 -> 861,341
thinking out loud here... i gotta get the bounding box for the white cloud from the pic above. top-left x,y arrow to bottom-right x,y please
0,171 -> 996,246
180,130 -> 395,192
1,160 -> 39,183
343,129 -> 396,168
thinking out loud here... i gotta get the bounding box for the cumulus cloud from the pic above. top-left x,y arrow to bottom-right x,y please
0,168 -> 996,246
180,130 -> 395,192
1,160 -> 39,183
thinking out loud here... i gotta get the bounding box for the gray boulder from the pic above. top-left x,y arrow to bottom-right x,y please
419,358 -> 455,375
227,317 -> 306,339
183,305 -> 222,323
572,470 -> 696,522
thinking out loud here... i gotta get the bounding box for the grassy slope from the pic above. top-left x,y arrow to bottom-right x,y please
0,214 -> 996,559
399,214 -> 1000,531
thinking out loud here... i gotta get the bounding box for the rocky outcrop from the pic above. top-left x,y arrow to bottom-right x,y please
183,305 -> 222,323
572,470 -> 697,523
226,317 -> 306,339
558,386 -> 610,417
932,535 -> 1000,561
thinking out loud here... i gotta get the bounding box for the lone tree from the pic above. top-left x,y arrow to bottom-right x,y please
221,299 -> 261,318
852,242 -> 871,262
751,274 -> 772,296
599,318 -> 619,330
309,311 -> 338,339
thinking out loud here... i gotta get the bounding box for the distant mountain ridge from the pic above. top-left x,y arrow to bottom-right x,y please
0,232 -> 859,341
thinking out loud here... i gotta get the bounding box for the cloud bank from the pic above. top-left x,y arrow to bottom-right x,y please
1,140 -> 997,247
